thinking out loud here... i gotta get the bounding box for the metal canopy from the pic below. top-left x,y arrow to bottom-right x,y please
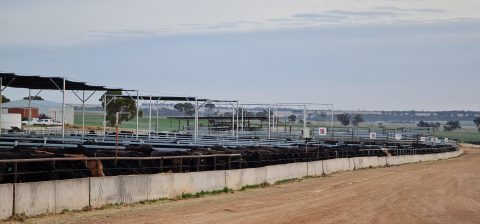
110,95 -> 201,102
0,73 -> 122,91
167,116 -> 266,120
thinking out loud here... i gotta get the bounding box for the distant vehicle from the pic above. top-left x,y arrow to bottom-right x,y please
21,118 -> 39,125
22,118 -> 62,126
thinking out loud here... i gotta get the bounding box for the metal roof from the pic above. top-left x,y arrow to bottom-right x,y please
0,73 -> 122,91
1,100 -> 74,108
109,95 -> 202,102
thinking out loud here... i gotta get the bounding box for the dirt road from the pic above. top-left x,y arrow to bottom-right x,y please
17,144 -> 480,224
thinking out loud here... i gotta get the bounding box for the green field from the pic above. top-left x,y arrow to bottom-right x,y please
74,112 -> 207,132
435,129 -> 480,143
74,112 -> 480,142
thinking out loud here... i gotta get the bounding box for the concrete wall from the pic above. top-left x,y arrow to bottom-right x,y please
307,160 -> 323,177
15,181 -> 56,216
226,167 -> 267,190
353,157 -> 378,169
266,162 -> 308,184
147,173 -> 170,200
90,175 -> 152,207
90,171 -> 227,208
0,149 -> 464,220
323,158 -> 352,175
0,184 -> 13,220
55,178 -> 89,212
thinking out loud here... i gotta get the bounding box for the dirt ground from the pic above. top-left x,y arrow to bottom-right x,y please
10,144 -> 480,224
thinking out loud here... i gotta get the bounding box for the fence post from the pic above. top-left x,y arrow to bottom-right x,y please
238,155 -> 242,169
179,158 -> 182,173
159,158 -> 163,173
227,156 -> 231,170
213,157 -> 216,170
13,162 -> 18,184
196,158 -> 200,172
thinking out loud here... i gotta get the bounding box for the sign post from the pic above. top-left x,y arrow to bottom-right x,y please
318,127 -> 328,136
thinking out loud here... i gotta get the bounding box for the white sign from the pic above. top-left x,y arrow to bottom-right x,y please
420,137 -> 427,142
369,132 -> 377,140
444,138 -> 449,143
318,127 -> 328,136
395,134 -> 402,140
303,128 -> 311,139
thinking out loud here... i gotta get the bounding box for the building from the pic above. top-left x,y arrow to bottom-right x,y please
7,107 -> 39,119
1,100 -> 74,124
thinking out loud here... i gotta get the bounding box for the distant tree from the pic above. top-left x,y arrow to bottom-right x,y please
204,103 -> 215,116
288,115 -> 296,123
255,111 -> 267,121
23,96 -> 44,100
205,103 -> 215,109
351,114 -> 365,127
99,90 -> 142,127
336,113 -> 351,126
417,121 -> 442,131
246,111 -> 255,117
174,103 -> 195,116
474,117 -> 480,132
443,120 -> 461,131
38,114 -> 51,119
1,95 -> 10,103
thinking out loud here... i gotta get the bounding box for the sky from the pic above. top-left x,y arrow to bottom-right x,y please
0,0 -> 479,111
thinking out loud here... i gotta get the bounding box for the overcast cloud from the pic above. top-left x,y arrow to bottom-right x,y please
0,0 -> 479,110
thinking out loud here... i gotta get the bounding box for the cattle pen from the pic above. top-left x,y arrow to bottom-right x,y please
0,72 -> 463,220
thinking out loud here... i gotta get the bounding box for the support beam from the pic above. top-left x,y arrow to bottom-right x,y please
148,96 -> 152,140
136,90 -> 139,139
236,101 -> 239,140
27,89 -> 31,134
268,106 -> 271,139
241,106 -> 244,132
231,106 -> 235,138
156,100 -> 159,133
330,104 -> 334,136
61,77 -> 65,139
103,93 -> 107,139
82,91 -> 85,137
194,98 -> 198,141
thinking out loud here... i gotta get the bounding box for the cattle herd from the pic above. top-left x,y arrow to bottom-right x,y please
0,140 -> 456,184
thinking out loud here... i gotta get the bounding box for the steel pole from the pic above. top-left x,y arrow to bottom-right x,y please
115,112 -> 119,166
272,105 -> 275,136
236,101 -> 239,140
156,100 -> 159,133
82,90 -> 85,138
136,90 -> 139,139
268,106 -> 271,139
241,106 -> 244,132
194,98 -> 198,141
27,89 -> 31,133
303,104 -> 307,130
231,106 -> 235,138
61,77 -> 65,139
148,96 -> 152,140
103,93 -> 107,138
330,104 -> 334,136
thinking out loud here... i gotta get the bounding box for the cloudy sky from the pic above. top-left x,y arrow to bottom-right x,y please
0,0 -> 479,110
